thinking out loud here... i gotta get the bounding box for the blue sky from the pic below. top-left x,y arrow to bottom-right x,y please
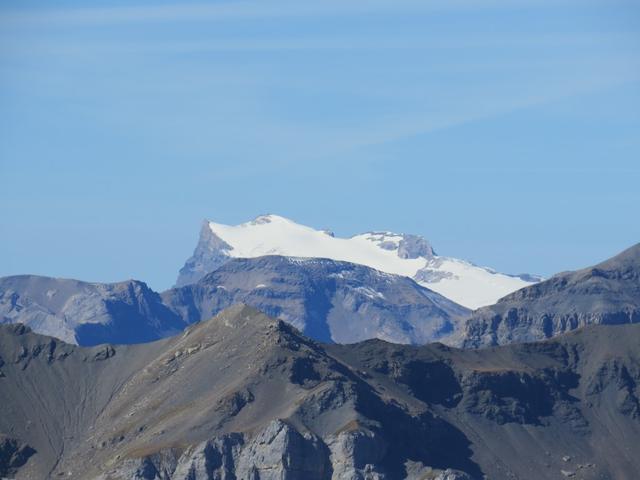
1,0 -> 639,291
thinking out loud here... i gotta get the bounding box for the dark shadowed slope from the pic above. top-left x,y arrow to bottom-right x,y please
461,243 -> 640,348
2,305 -> 640,479
0,275 -> 186,346
164,255 -> 470,344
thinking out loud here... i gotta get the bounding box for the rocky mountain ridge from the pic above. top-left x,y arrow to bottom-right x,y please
1,305 -> 640,479
164,255 -> 469,345
461,243 -> 640,348
0,256 -> 469,347
0,275 -> 185,346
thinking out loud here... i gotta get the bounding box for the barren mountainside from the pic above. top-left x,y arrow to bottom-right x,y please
164,255 -> 470,345
2,305 -> 640,479
461,243 -> 640,348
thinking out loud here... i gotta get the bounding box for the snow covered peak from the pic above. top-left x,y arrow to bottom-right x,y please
247,214 -> 291,226
176,215 -> 538,309
208,215 -> 435,261
206,216 -> 430,271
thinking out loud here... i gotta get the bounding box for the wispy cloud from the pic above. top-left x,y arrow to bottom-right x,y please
0,0 -> 592,26
261,72 -> 640,160
4,31 -> 638,57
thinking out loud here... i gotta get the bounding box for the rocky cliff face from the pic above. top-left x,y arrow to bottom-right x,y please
2,305 -> 640,479
460,243 -> 640,348
164,256 -> 470,345
175,220 -> 234,287
0,275 -> 186,346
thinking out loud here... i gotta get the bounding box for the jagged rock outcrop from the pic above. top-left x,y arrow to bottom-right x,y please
2,305 -> 640,479
164,256 -> 469,345
106,421 -> 330,480
175,220 -> 234,288
171,433 -> 243,480
326,428 -> 387,479
235,420 -> 330,480
461,243 -> 640,348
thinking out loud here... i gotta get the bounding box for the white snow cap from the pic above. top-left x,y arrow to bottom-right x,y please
207,214 -> 536,309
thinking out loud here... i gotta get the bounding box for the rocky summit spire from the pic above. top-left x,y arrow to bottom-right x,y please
175,220 -> 233,287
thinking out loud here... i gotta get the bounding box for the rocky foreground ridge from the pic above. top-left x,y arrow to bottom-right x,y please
1,305 -> 640,479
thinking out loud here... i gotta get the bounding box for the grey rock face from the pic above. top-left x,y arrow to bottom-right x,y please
397,234 -> 436,260
461,243 -> 640,348
0,275 -> 186,346
171,433 -> 243,480
111,420 -> 331,480
176,221 -> 234,287
3,305 -> 640,480
164,256 -> 470,345
327,429 -> 387,479
235,420 -> 330,480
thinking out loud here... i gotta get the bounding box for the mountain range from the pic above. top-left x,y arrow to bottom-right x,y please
176,215 -> 538,309
0,275 -> 184,346
2,305 -> 640,479
462,243 -> 640,348
2,216 -> 640,480
164,255 -> 469,345
0,257 -> 469,347
2,237 -> 639,351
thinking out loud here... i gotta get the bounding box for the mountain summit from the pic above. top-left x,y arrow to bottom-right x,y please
176,214 -> 538,309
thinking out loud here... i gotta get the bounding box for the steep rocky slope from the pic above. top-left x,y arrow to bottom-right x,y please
461,243 -> 640,348
0,275 -> 185,346
164,255 -> 469,344
2,305 -> 640,479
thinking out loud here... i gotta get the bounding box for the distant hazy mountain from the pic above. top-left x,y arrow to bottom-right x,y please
461,243 -> 640,348
2,305 -> 640,479
164,255 -> 470,345
0,256 -> 469,346
176,215 -> 539,309
0,275 -> 185,346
